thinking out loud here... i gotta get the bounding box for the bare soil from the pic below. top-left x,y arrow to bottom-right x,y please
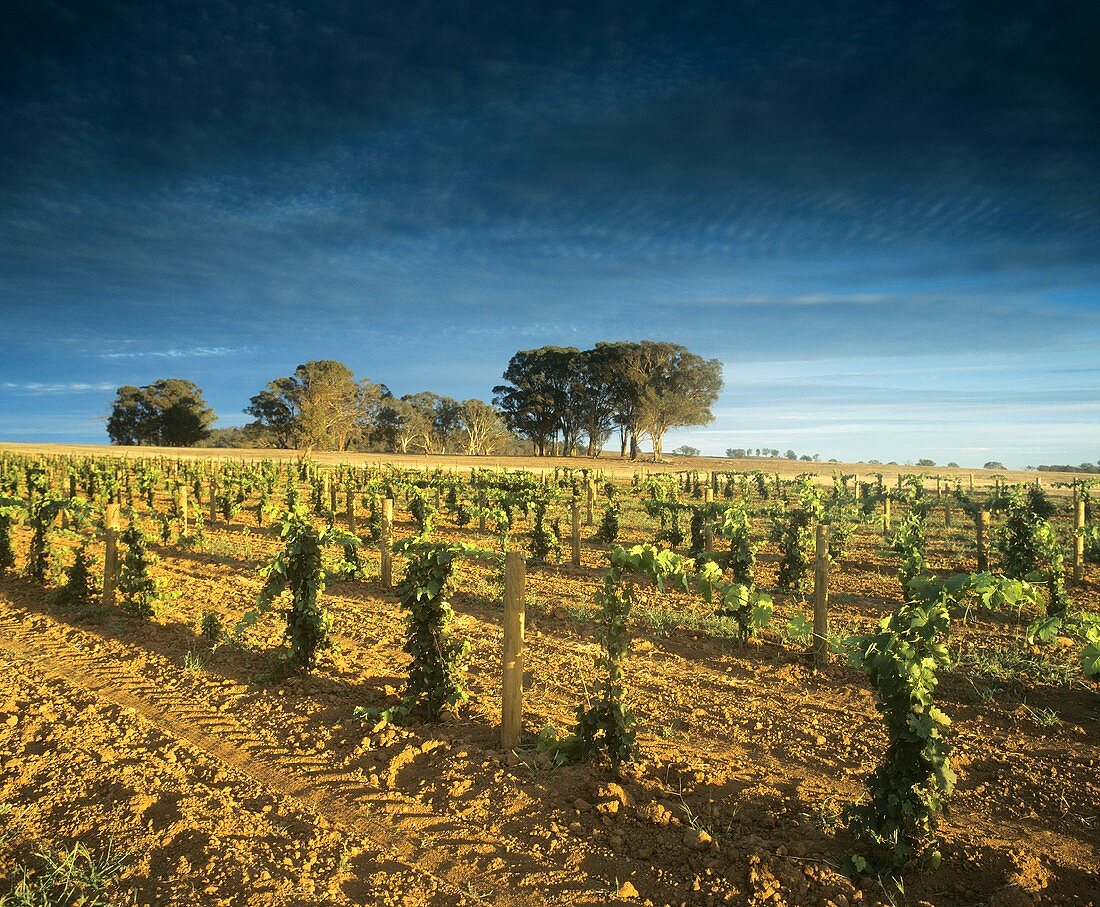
0,451 -> 1097,906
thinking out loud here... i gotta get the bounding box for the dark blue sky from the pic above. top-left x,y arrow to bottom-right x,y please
2,1 -> 1098,465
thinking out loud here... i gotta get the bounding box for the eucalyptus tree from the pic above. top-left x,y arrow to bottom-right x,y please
107,379 -> 215,447
245,360 -> 387,451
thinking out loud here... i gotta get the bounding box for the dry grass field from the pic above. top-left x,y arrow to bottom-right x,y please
0,442 -> 1065,488
0,446 -> 1096,906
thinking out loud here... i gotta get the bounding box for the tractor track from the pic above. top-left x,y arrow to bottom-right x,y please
0,606 -> 580,906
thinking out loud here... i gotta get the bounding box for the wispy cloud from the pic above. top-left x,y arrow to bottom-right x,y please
1,382 -> 116,394
101,346 -> 249,360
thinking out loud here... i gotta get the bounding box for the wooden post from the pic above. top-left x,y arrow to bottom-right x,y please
328,476 -> 337,516
585,479 -> 595,527
944,497 -> 952,530
208,480 -> 217,524
571,495 -> 581,567
703,487 -> 714,552
478,494 -> 486,532
178,484 -> 188,533
977,510 -> 990,572
68,475 -> 76,499
501,550 -> 526,750
380,498 -> 394,587
102,504 -> 121,607
1074,500 -> 1086,583
346,487 -> 357,534
883,496 -> 892,537
813,523 -> 829,667
711,471 -> 719,495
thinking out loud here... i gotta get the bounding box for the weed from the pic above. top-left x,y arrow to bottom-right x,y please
957,647 -> 1078,687
182,648 -> 204,673
0,841 -> 132,907
1019,703 -> 1061,727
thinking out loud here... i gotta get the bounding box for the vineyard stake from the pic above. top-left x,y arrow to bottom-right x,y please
102,503 -> 121,608
178,484 -> 188,533
571,495 -> 581,567
703,487 -> 714,552
501,549 -> 526,750
380,498 -> 394,587
208,480 -> 217,525
813,523 -> 830,668
977,510 -> 990,571
1074,500 -> 1085,584
328,474 -> 337,516
585,479 -> 595,527
346,487 -> 356,534
883,496 -> 892,537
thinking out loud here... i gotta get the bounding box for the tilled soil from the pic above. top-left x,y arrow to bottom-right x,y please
1,490 -> 1098,906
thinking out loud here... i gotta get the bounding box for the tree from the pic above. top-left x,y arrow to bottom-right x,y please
401,392 -> 444,453
983,461 -> 1006,470
672,445 -> 700,457
458,399 -> 510,455
726,448 -> 747,458
107,379 -> 215,447
592,341 -> 645,458
244,376 -> 299,448
293,360 -> 361,451
625,341 -> 723,460
785,450 -> 797,460
576,346 -> 621,457
917,458 -> 936,467
493,347 -> 583,456
376,398 -> 432,453
245,361 -> 384,451
433,396 -> 464,453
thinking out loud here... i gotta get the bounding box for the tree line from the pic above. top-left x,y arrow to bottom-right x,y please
725,448 -> 822,461
105,340 -> 723,459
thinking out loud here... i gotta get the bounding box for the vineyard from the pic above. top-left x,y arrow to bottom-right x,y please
0,448 -> 1097,906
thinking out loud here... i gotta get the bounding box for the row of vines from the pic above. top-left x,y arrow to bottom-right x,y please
1,452 -> 1098,879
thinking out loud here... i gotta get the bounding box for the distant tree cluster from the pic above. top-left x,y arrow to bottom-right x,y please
107,379 -> 215,447
726,448 -> 821,461
493,341 -> 722,459
244,360 -> 515,454
1030,461 -> 1100,474
106,341 -> 722,457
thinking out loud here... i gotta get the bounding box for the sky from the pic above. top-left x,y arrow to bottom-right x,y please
1,1 -> 1097,467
